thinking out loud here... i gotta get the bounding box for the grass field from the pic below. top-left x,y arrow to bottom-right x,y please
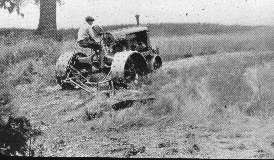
0,25 -> 273,97
0,24 -> 274,157
7,50 -> 273,157
0,25 -> 273,111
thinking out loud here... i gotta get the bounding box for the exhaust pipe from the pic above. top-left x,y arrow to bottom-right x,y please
135,14 -> 140,26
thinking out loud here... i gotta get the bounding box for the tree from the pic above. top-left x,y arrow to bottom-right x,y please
35,0 -> 57,38
0,0 -> 60,39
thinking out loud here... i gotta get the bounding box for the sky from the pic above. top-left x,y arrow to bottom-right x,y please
0,0 -> 273,29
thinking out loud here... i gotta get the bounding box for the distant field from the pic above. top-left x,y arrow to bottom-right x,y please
1,23 -> 270,63
0,23 -> 256,40
150,27 -> 274,61
0,24 -> 273,79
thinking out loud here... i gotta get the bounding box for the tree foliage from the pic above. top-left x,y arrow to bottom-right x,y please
0,0 -> 61,17
0,0 -> 63,39
0,0 -> 24,16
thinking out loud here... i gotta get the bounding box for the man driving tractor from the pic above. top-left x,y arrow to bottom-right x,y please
76,16 -> 104,68
55,16 -> 163,90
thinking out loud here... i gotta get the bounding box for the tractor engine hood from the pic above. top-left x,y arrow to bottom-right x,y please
107,26 -> 148,41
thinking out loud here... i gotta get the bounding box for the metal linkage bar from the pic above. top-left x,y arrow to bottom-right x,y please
66,78 -> 96,93
65,64 -> 115,94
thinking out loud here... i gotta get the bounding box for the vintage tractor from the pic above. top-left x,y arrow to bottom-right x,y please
55,26 -> 162,93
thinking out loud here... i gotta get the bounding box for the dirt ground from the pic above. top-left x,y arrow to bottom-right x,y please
12,51 -> 274,158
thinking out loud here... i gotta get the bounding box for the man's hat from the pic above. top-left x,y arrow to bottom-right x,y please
85,16 -> 95,22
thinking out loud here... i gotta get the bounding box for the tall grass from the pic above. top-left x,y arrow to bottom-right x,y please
0,38 -> 69,103
86,51 -> 274,132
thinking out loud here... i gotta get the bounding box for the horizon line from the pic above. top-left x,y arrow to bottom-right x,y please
0,22 -> 270,30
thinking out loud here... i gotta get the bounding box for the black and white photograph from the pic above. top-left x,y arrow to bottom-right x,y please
0,0 -> 273,158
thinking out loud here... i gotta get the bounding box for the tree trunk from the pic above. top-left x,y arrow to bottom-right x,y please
35,0 -> 57,39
